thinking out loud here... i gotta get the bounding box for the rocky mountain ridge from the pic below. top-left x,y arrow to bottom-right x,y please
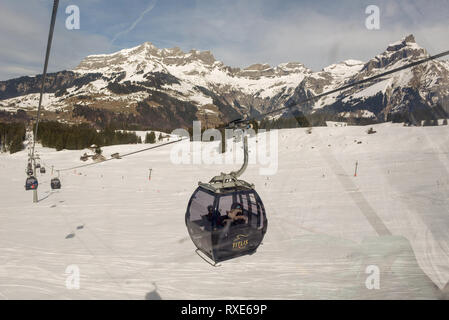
0,34 -> 447,129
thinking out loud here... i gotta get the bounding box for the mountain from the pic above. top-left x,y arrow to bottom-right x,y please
0,34 -> 448,129
284,34 -> 449,123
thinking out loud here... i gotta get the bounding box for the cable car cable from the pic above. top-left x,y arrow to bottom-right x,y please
56,137 -> 187,172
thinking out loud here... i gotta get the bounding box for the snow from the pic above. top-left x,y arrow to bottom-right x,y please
86,79 -> 108,92
3,37 -> 447,119
0,93 -> 64,112
1,124 -> 449,299
326,121 -> 347,127
323,60 -> 364,79
339,110 -> 376,119
71,42 -> 314,107
115,130 -> 177,143
346,79 -> 391,101
163,60 -> 310,103
162,82 -> 213,106
340,66 -> 415,103
4,38 -> 444,116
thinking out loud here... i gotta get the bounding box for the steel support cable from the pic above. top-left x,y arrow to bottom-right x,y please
56,138 -> 187,172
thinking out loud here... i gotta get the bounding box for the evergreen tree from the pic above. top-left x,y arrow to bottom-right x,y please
145,131 -> 156,144
34,121 -> 139,150
55,134 -> 65,151
9,136 -> 23,154
0,122 -> 26,154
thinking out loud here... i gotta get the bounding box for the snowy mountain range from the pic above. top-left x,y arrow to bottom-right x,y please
0,34 -> 448,129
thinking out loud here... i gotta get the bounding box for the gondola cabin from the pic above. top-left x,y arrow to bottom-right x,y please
40,167 -> 46,174
186,182 -> 267,264
185,123 -> 268,265
25,176 -> 38,190
51,178 -> 61,190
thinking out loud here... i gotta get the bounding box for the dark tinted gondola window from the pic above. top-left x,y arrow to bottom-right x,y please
218,195 -> 233,216
248,192 -> 262,228
240,194 -> 249,211
189,190 -> 214,222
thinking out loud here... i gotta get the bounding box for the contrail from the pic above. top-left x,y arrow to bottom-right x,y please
109,0 -> 157,48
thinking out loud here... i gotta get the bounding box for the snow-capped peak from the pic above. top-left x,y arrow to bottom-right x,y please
74,42 -> 220,76
362,34 -> 428,73
386,34 -> 417,52
72,41 -> 315,103
323,59 -> 364,78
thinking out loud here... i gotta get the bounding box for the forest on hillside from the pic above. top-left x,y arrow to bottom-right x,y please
35,121 -> 141,151
1,107 -> 446,155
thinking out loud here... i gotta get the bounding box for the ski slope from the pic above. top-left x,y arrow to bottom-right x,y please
1,123 -> 449,299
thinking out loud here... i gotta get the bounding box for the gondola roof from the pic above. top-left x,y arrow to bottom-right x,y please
198,181 -> 255,194
198,166 -> 255,194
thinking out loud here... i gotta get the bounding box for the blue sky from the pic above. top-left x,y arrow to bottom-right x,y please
0,0 -> 448,80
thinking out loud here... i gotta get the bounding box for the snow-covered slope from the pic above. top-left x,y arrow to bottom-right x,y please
1,123 -> 449,299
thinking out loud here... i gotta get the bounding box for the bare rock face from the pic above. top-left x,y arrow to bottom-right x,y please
0,71 -> 102,100
238,64 -> 275,78
236,63 -> 310,79
386,34 -> 416,52
363,34 -> 427,73
1,34 -> 448,128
